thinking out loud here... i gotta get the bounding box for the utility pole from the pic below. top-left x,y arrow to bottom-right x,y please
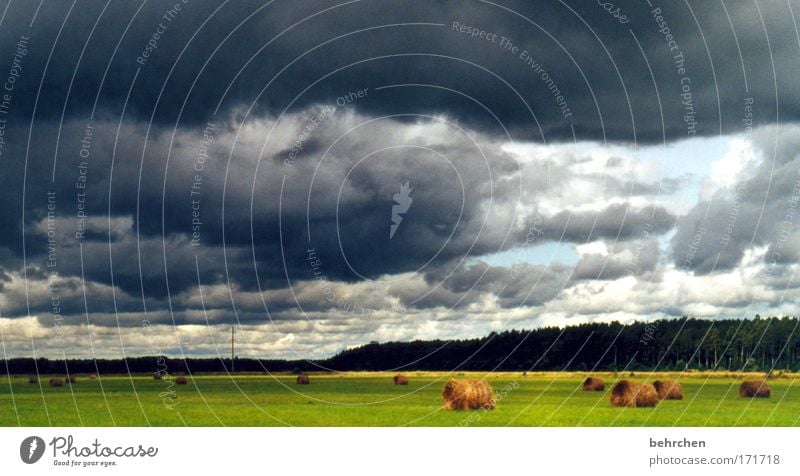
231,326 -> 235,373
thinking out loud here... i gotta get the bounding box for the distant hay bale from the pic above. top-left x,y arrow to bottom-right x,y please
49,378 -> 64,387
653,380 -> 684,400
296,375 -> 310,385
393,375 -> 409,385
442,380 -> 495,411
610,380 -> 659,408
583,376 -> 604,391
88,374 -> 97,380
175,377 -> 188,385
67,375 -> 76,384
153,372 -> 162,380
28,376 -> 38,384
739,380 -> 770,398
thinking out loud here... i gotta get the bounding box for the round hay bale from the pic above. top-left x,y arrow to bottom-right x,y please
28,376 -> 38,384
393,375 -> 409,385
442,379 -> 495,411
610,380 -> 659,408
296,375 -> 310,385
175,377 -> 188,385
153,372 -> 162,380
88,374 -> 97,380
67,375 -> 76,384
582,376 -> 604,391
653,380 -> 683,400
610,380 -> 638,407
739,380 -> 770,398
49,378 -> 64,387
636,383 -> 660,407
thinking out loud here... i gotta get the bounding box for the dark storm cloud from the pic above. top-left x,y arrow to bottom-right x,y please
0,0 -> 796,143
418,259 -> 573,309
540,203 -> 675,243
1,0 -> 799,341
0,105 -> 683,314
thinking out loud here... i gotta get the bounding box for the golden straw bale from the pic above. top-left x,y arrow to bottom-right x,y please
610,380 -> 659,407
653,380 -> 683,400
739,380 -> 770,398
442,380 -> 495,410
636,383 -> 660,407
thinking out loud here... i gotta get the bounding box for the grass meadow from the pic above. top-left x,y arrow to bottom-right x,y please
1,372 -> 799,426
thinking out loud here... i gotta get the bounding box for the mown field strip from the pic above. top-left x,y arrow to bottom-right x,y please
1,373 -> 798,426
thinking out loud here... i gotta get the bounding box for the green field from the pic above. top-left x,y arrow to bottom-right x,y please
1,372 -> 798,426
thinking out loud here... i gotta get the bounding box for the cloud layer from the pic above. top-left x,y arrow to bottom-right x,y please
0,1 -> 799,359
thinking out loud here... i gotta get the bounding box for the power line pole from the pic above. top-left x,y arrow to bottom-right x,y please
231,326 -> 235,373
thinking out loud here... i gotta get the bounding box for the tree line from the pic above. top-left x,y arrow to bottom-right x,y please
3,316 -> 799,375
326,316 -> 800,372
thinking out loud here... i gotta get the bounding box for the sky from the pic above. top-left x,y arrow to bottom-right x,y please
0,0 -> 799,360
